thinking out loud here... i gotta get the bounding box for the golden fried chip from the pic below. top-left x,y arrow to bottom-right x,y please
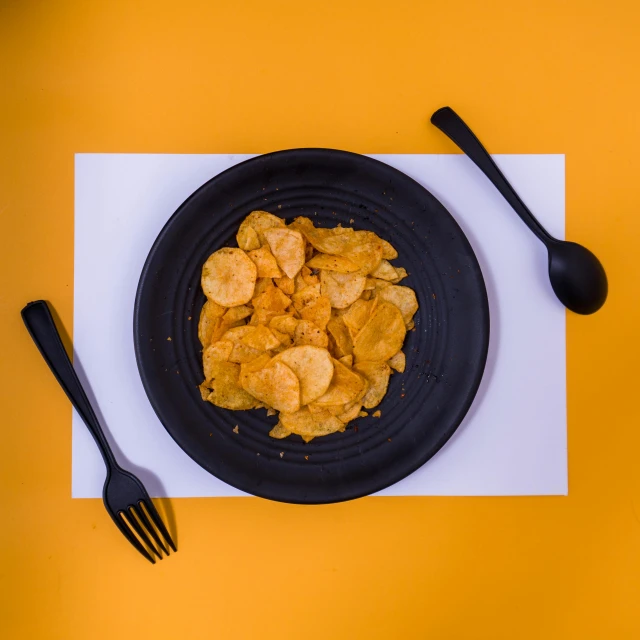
229,342 -> 263,364
326,315 -> 353,357
274,275 -> 295,295
353,302 -> 406,363
222,305 -> 252,324
236,224 -> 260,251
278,407 -> 344,439
341,298 -> 376,340
238,353 -> 272,388
199,382 -> 211,401
269,314 -> 299,336
360,289 -> 373,301
203,340 -> 234,374
204,360 -> 258,410
337,400 -> 363,423
353,361 -> 392,409
305,253 -> 359,273
220,325 -> 256,343
198,300 -> 226,347
375,285 -> 419,326
269,423 -> 291,439
238,210 -> 285,245
299,296 -> 331,331
253,277 -> 273,298
314,359 -> 365,406
292,283 -> 321,310
391,266 -> 408,283
271,345 -> 333,405
263,227 -> 306,279
210,318 -> 245,344
241,325 -> 281,351
338,354 -> 353,367
353,229 -> 397,260
290,217 -> 355,255
369,259 -> 398,281
293,320 -> 329,348
271,328 -> 293,348
241,361 -> 301,414
247,246 -> 283,278
388,350 -> 406,373
342,239 -> 383,275
202,247 -> 257,307
320,270 -> 367,309
252,284 -> 291,313
301,265 -> 320,286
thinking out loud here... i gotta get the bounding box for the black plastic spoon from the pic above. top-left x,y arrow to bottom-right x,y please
431,106 -> 607,315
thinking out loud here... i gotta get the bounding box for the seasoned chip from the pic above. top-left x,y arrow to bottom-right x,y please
320,270 -> 367,309
198,300 -> 226,347
271,328 -> 293,348
353,302 -> 406,363
241,360 -> 300,414
238,353 -> 272,388
338,354 -> 353,367
252,284 -> 291,313
253,277 -> 273,298
263,227 -> 306,279
236,224 -> 260,251
391,266 -> 408,283
229,342 -> 263,364
375,285 -> 419,326
222,305 -> 252,324
292,283 -> 321,310
341,298 -> 376,340
271,345 -> 333,405
353,361 -> 391,409
299,296 -> 331,331
220,325 -> 256,343
369,259 -> 398,281
203,340 -> 233,371
353,229 -> 398,260
202,247 -> 257,307
314,359 -> 365,406
238,210 -> 285,245
306,253 -> 359,273
342,239 -> 383,275
388,350 -> 406,373
274,275 -> 295,295
337,400 -> 364,423
294,320 -> 329,348
360,289 -> 373,301
247,246 -> 283,278
269,423 -> 291,439
269,314 -> 299,336
278,407 -> 344,440
290,217 -> 355,255
241,325 -> 281,351
326,315 -> 353,357
204,360 -> 258,410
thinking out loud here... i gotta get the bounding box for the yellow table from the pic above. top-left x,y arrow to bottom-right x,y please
2,2 -> 639,638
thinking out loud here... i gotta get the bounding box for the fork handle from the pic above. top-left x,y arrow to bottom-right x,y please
21,300 -> 117,470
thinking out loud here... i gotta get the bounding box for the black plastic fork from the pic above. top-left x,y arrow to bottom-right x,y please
21,300 -> 176,563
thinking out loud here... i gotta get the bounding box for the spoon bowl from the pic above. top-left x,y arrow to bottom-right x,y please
547,241 -> 608,315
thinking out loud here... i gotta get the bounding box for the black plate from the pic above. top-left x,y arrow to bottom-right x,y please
134,149 -> 489,504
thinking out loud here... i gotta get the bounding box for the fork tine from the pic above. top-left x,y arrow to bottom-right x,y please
142,498 -> 177,552
134,503 -> 169,555
123,509 -> 162,560
113,512 -> 156,564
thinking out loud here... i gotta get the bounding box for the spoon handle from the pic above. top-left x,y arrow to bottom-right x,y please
431,106 -> 553,245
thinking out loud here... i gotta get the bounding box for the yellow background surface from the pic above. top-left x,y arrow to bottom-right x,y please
2,1 -> 639,638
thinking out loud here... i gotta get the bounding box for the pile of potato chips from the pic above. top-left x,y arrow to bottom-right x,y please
198,211 -> 418,442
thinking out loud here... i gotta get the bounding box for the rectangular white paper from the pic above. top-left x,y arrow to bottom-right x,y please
73,153 -> 566,498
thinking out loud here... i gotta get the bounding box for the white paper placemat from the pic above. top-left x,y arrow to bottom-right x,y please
73,153 -> 566,498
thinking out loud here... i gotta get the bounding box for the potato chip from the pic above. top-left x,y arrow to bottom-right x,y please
203,360 -> 258,410
353,229 -> 397,260
247,246 -> 282,278
353,361 -> 391,409
271,345 -> 333,405
263,227 -> 306,279
203,340 -> 234,375
353,302 -> 406,363
220,325 -> 255,343
306,253 -> 359,273
375,285 -> 419,326
320,270 -> 367,309
360,289 -> 373,301
341,298 -> 376,340
271,328 -> 293,348
238,353 -> 272,388
342,239 -> 383,275
337,400 -> 363,423
238,210 -> 285,245
338,354 -> 353,367
229,342 -> 263,364
210,318 -> 246,344
202,247 -> 257,307
294,320 -> 329,348
299,296 -> 331,331
222,305 -> 252,324
388,350 -> 406,373
198,383 -> 211,401
301,266 -> 320,286
326,315 -> 353,357
369,259 -> 398,281
198,300 -> 226,347
269,314 -> 299,336
269,423 -> 291,439
236,224 -> 260,251
290,217 -> 355,255
292,283 -> 321,310
314,359 -> 365,406
252,283 -> 291,313
241,360 -> 300,414
253,277 -> 273,298
391,266 -> 408,283
278,407 -> 344,439
274,275 -> 295,295
241,325 -> 281,351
